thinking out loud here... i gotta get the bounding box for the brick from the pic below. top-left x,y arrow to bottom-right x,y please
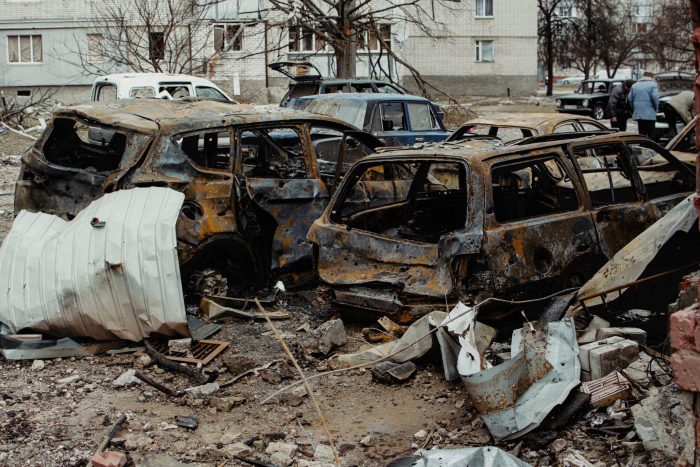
91,451 -> 127,467
672,350 -> 700,392
589,339 -> 639,380
596,327 -> 647,347
670,305 -> 699,350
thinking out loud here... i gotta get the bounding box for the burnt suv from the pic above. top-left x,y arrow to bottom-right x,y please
15,99 -> 380,295
308,133 -> 695,319
556,79 -> 626,120
270,61 -> 405,107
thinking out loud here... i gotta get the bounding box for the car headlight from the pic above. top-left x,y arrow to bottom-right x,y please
555,99 -> 561,107
582,99 -> 589,107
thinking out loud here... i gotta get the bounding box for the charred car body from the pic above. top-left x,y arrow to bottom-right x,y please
308,133 -> 695,319
14,100 -> 380,295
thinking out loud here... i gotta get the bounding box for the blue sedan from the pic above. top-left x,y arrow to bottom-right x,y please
292,93 -> 451,146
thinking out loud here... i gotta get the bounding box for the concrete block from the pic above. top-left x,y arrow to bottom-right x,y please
589,338 -> 639,380
579,336 -> 626,373
596,327 -> 647,347
670,305 -> 699,351
671,350 -> 700,392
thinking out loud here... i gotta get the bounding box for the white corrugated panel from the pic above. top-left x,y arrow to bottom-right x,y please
0,187 -> 188,342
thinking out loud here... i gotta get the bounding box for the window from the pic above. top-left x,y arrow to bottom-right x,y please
475,40 -> 494,62
464,124 -> 532,142
572,144 -> 637,206
175,130 -> 232,170
553,123 -> 577,133
195,86 -> 227,100
407,103 -> 440,131
43,117 -> 133,172
214,24 -> 243,52
129,87 -> 155,98
149,32 -> 165,61
364,24 -> 391,51
378,102 -> 406,131
158,85 -> 191,98
476,0 -> 494,17
332,160 -> 468,243
289,25 -> 324,52
95,83 -> 117,101
374,82 -> 402,94
627,143 -> 693,199
239,126 -> 308,179
87,33 -> 103,62
7,34 -> 42,63
581,121 -> 606,131
491,156 -> 579,223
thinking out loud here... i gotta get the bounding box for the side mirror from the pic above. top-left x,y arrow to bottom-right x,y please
382,120 -> 394,131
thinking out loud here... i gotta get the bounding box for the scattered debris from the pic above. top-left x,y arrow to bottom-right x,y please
579,337 -> 639,381
302,319 -> 348,355
0,188 -> 187,342
152,338 -> 228,366
370,361 -> 417,383
387,446 -> 531,467
174,415 -> 199,430
201,296 -> 290,321
581,371 -> 632,408
462,318 -> 580,441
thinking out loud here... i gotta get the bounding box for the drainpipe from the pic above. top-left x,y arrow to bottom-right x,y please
264,21 -> 269,89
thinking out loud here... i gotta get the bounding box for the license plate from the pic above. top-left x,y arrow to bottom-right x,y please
564,105 -> 578,110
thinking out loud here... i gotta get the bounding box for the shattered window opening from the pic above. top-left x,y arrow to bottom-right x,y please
42,118 -> 129,172
627,142 -> 694,199
467,124 -> 533,142
379,102 -> 407,131
87,33 -> 103,63
572,144 -> 638,206
214,24 -> 244,52
553,122 -> 577,133
407,103 -> 441,131
239,126 -> 308,179
158,85 -> 191,99
149,32 -> 165,61
174,129 -> 232,171
491,156 -> 579,223
129,86 -> 155,98
310,124 -> 376,178
195,86 -> 227,100
95,83 -> 117,101
333,160 -> 468,243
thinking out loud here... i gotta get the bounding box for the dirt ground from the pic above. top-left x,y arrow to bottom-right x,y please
0,113 -> 660,467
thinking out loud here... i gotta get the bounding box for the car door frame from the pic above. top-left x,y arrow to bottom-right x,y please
481,147 -> 602,294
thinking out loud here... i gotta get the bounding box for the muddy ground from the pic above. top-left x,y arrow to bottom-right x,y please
0,114 -> 656,467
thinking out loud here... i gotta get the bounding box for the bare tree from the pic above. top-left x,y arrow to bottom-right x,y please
538,0 -> 569,96
595,0 -> 649,78
643,0 -> 693,70
260,0 -> 463,100
65,0 -> 223,76
557,0 -> 600,79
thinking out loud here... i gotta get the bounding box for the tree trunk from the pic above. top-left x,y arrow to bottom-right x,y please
335,40 -> 357,78
545,18 -> 554,96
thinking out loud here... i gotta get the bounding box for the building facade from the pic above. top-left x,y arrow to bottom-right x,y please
0,0 -> 538,104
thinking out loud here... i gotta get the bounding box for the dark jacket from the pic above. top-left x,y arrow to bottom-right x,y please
607,84 -> 630,118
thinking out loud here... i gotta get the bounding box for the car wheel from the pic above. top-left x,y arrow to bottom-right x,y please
563,80 -> 569,84
592,104 -> 605,120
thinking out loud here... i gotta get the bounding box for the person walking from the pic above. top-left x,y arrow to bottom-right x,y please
663,90 -> 695,136
607,79 -> 634,131
628,71 -> 659,139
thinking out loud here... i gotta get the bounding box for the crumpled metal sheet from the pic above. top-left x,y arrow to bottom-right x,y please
572,195 -> 697,309
389,446 -> 531,467
462,318 -> 580,441
0,187 -> 188,342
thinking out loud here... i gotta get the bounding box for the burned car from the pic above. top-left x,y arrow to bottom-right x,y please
448,113 -> 608,144
270,61 -> 405,108
15,99 -> 380,296
308,133 -> 695,319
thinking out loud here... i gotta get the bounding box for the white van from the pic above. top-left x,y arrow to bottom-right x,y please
91,73 -> 235,102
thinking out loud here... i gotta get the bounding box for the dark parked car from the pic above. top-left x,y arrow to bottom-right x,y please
556,79 -> 627,120
308,132 -> 695,319
270,61 -> 405,107
292,93 -> 451,146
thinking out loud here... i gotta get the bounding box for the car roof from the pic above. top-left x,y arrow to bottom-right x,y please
94,73 -> 220,87
321,79 -> 397,85
53,99 -> 360,134
295,93 -> 430,102
355,132 -> 658,165
461,112 -> 597,130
